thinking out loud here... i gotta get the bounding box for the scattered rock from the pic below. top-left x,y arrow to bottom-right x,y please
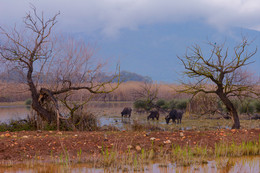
5,133 -> 11,137
57,132 -> 62,135
150,137 -> 156,141
180,132 -> 184,137
22,136 -> 29,139
74,134 -> 78,137
163,140 -> 171,144
127,145 -> 133,149
135,145 -> 141,151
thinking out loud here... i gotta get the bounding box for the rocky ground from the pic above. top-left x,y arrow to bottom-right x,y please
0,129 -> 259,163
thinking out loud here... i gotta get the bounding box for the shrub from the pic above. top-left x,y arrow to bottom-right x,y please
168,99 -> 177,110
72,112 -> 99,131
156,99 -> 169,110
134,99 -> 147,109
176,99 -> 188,110
0,118 -> 36,132
239,101 -> 255,114
133,99 -> 153,111
239,104 -> 254,114
254,100 -> 260,113
25,98 -> 32,105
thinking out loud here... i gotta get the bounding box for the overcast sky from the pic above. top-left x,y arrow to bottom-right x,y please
1,0 -> 260,37
1,0 -> 260,82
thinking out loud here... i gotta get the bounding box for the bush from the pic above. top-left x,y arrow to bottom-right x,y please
72,112 -> 99,131
168,99 -> 177,110
133,99 -> 147,109
254,100 -> 260,113
25,98 -> 32,105
0,118 -> 36,132
133,99 -> 153,111
176,99 -> 188,110
239,100 -> 255,114
156,99 -> 169,110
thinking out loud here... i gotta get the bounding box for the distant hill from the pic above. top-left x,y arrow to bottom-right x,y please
97,70 -> 152,83
119,71 -> 152,83
0,70 -> 152,83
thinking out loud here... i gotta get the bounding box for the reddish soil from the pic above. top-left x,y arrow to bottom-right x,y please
0,129 -> 259,163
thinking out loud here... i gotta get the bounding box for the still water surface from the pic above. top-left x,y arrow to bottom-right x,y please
1,156 -> 259,173
0,105 -> 30,123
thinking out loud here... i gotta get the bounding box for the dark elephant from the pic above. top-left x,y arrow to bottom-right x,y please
165,109 -> 183,124
121,107 -> 132,118
147,110 -> 160,120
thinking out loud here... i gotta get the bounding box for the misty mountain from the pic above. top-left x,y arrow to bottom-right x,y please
96,70 -> 152,83
0,70 -> 152,83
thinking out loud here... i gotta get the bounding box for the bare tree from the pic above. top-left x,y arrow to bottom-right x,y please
178,38 -> 258,129
0,6 -> 120,130
132,81 -> 159,111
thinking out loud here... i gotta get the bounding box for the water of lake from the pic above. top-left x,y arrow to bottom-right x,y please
1,103 -> 259,130
1,156 -> 259,173
0,105 -> 30,123
0,102 -> 132,122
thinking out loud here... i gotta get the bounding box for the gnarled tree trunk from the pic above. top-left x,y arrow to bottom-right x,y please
216,88 -> 240,129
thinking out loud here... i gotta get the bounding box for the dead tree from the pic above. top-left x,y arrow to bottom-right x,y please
178,38 -> 259,129
0,6 -> 120,130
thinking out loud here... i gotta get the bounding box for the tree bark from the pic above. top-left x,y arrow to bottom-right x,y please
27,66 -> 53,122
216,88 -> 240,129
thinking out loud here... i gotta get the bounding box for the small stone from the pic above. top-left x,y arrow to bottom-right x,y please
163,140 -> 171,144
74,134 -> 78,137
12,135 -> 17,138
5,133 -> 11,137
49,131 -> 53,133
57,132 -> 62,135
135,145 -> 141,151
127,145 -> 133,149
180,132 -> 184,137
150,137 -> 156,141
0,134 -> 4,138
97,146 -> 102,149
22,136 -> 29,139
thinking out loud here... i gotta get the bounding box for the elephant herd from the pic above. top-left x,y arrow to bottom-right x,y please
121,107 -> 183,124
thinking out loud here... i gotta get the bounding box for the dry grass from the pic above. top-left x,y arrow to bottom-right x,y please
0,81 -> 190,102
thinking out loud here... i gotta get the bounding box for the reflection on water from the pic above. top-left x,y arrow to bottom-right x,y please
99,117 -> 136,130
0,106 -> 30,123
1,156 -> 259,173
0,102 -> 132,124
87,102 -> 132,108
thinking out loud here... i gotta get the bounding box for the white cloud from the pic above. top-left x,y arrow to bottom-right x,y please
1,0 -> 260,36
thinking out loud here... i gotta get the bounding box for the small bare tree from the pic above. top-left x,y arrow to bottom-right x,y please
132,81 -> 159,111
178,38 -> 259,129
0,6 -> 120,130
